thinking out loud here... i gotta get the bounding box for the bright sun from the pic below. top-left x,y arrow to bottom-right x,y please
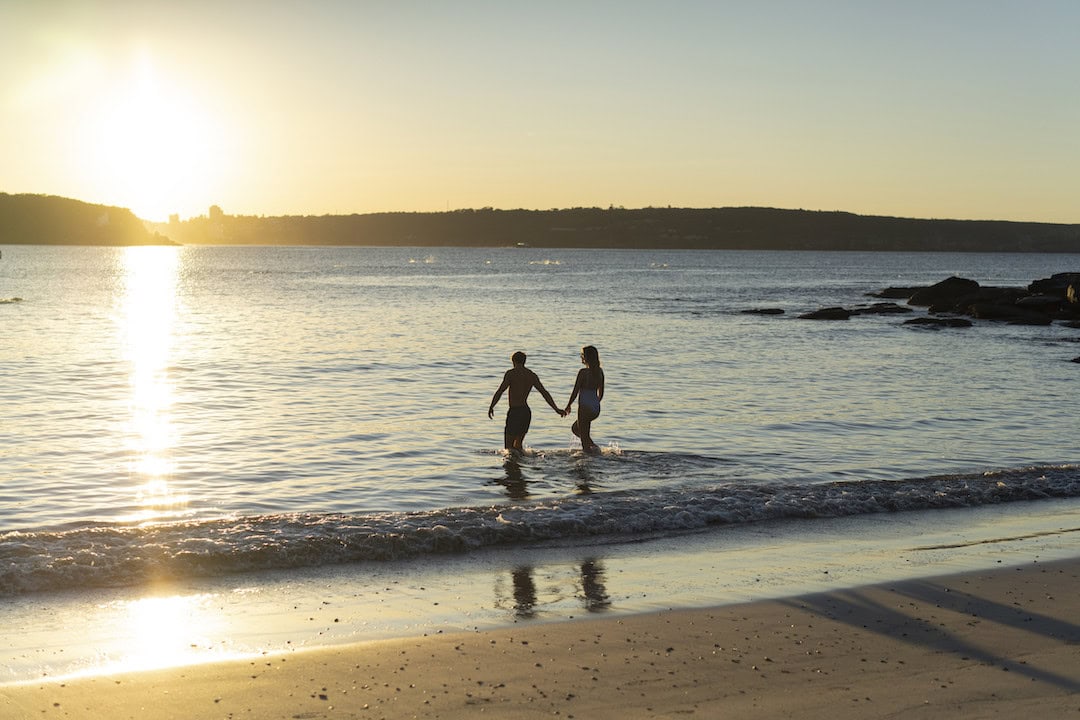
83,55 -> 227,221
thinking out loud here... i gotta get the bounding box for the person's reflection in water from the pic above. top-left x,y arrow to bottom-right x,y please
571,458 -> 596,495
511,566 -> 538,619
503,560 -> 612,620
580,559 -> 611,611
492,455 -> 528,499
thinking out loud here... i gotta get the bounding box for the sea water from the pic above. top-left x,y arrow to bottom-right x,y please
1,245 -> 1078,679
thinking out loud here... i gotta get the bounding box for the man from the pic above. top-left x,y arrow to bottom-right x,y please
488,351 -> 565,452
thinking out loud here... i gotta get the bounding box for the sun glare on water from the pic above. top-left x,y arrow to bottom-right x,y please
118,246 -> 191,522
65,593 -> 238,677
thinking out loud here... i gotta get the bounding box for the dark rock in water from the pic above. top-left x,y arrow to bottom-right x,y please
798,307 -> 853,320
852,302 -> 914,315
808,273 -> 1079,330
970,303 -> 1053,325
1010,293 -> 1080,321
796,302 -> 913,320
1055,303 -> 1080,321
1072,356 -> 1080,364
975,286 -> 1028,304
904,316 -> 973,328
741,308 -> 785,315
1015,294 -> 1063,310
1062,321 -> 1080,329
1028,272 -> 1080,297
908,276 -> 980,307
928,286 -> 1025,314
868,286 -> 922,299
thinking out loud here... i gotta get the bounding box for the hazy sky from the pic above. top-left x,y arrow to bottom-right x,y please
3,1 -> 1078,222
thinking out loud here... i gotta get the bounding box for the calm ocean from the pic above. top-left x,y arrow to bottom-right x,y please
2,244 -> 1078,603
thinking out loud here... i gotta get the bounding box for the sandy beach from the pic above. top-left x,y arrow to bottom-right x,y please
3,557 -> 1077,720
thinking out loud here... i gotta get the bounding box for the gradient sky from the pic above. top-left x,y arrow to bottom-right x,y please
3,0 -> 1078,222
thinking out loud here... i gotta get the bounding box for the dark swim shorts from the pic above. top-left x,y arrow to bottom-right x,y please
505,405 -> 532,436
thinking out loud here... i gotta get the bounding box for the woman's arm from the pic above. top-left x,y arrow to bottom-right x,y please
564,369 -> 584,413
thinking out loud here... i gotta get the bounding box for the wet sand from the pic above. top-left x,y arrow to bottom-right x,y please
3,558 -> 1078,719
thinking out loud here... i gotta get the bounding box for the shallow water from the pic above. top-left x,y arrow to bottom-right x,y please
1,245 -> 1078,597
4,498 -> 1078,684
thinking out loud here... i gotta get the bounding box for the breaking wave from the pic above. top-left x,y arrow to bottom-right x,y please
2,464 -> 1077,598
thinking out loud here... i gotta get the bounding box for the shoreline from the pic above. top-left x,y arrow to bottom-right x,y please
3,556 -> 1079,719
2,499 -> 1079,687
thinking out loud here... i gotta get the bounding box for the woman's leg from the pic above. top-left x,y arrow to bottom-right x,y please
577,410 -> 596,451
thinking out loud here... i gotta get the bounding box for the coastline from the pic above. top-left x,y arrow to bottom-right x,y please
3,498 -> 1079,685
3,499 -> 1080,718
3,556 -> 1078,719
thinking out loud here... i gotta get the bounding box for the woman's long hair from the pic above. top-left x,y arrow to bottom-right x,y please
581,345 -> 600,370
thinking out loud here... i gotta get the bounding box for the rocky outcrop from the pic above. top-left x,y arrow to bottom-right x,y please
798,302 -> 913,320
780,272 -> 1078,364
795,273 -> 1080,334
927,286 -> 1026,314
853,302 -> 913,315
904,317 -> 973,328
868,286 -> 920,299
907,277 -> 980,307
899,273 -> 1080,325
970,303 -> 1053,325
798,307 -> 853,320
1028,273 -> 1080,297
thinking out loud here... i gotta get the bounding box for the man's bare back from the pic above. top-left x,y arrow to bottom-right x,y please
488,352 -> 565,451
503,366 -> 543,407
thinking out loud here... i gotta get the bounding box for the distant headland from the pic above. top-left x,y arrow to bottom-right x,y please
0,193 -> 176,246
3,193 -> 1079,252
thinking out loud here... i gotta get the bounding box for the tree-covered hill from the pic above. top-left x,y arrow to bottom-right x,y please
163,206 -> 1080,252
0,193 -> 174,246
4,193 -> 1079,252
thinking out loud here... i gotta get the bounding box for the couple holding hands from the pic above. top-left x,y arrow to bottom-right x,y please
488,346 -> 605,454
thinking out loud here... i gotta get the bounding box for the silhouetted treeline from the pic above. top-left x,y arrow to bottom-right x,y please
0,193 -> 174,246
4,194 -> 1079,252
161,206 -> 1080,252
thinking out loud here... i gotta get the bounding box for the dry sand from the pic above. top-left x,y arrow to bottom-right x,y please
3,558 -> 1078,719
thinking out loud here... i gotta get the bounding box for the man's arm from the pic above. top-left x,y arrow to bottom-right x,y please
533,376 -> 565,416
488,374 -> 510,419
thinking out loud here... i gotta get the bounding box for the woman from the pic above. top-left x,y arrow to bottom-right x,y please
564,345 -> 605,453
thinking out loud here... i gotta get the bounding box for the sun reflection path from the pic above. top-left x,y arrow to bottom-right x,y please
106,593 -> 229,674
118,247 -> 190,522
